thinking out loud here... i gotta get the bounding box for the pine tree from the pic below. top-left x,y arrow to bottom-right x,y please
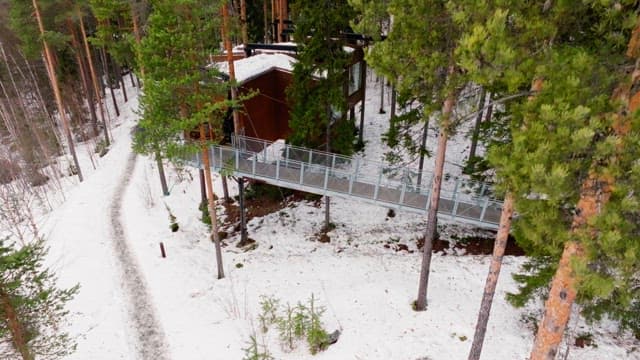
0,239 -> 79,360
134,0 -> 234,279
364,0 -> 468,311
288,0 -> 356,231
458,2 -> 640,357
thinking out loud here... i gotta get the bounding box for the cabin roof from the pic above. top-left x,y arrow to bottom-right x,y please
214,53 -> 297,85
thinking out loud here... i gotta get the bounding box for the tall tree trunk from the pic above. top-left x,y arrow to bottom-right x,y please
358,62 -> 367,144
131,4 -> 145,80
390,85 -> 397,121
79,15 -> 110,146
263,0 -> 269,43
415,86 -> 456,311
199,169 -> 207,204
240,0 -> 248,45
237,177 -> 249,246
530,21 -> 640,360
416,120 -> 429,188
155,151 -> 169,196
200,125 -> 225,279
278,0 -> 286,42
101,47 -> 120,117
324,105 -> 331,232
467,193 -> 514,360
114,60 -> 128,103
378,75 -> 385,114
468,88 -> 486,161
222,1 -> 241,203
33,0 -> 83,182
0,288 -> 33,360
468,79 -> 541,360
67,21 -> 99,138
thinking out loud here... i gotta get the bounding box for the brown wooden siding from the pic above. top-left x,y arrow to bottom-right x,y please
238,69 -> 293,141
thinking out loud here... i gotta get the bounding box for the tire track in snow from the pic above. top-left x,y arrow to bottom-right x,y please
110,151 -> 170,360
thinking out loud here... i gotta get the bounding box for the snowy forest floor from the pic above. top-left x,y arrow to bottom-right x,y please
29,73 -> 640,360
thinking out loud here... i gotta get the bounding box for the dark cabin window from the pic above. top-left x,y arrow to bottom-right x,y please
348,62 -> 362,95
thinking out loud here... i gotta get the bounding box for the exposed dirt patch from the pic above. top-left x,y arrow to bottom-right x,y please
415,233 -> 525,256
221,182 -> 314,235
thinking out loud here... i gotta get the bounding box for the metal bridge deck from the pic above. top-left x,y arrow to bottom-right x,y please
190,136 -> 503,230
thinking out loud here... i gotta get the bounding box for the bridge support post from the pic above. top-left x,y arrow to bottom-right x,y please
237,177 -> 249,247
479,197 -> 489,222
373,169 -> 382,200
451,179 -> 460,217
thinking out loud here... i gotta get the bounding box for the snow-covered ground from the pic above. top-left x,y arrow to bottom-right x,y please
25,71 -> 640,359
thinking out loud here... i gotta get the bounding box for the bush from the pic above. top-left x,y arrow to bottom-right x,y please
257,293 -> 332,355
258,295 -> 280,333
242,335 -> 273,360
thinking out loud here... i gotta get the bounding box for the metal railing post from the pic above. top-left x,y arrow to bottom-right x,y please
275,158 -> 280,180
308,149 -> 313,165
299,163 -> 305,184
323,166 -> 329,190
451,179 -> 460,216
399,181 -> 407,205
479,197 -> 489,222
348,173 -> 354,194
235,148 -> 239,170
373,169 -> 382,201
331,154 -> 336,169
262,139 -> 268,161
285,145 -> 290,167
252,155 -> 256,175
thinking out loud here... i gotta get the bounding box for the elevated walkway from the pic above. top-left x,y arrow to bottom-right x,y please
190,136 -> 503,230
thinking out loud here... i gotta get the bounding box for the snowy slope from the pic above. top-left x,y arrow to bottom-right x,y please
32,73 -> 639,360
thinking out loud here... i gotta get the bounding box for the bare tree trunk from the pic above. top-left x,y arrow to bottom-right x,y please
155,151 -> 169,196
200,125 -> 225,279
222,2 -> 241,203
468,193 -> 514,360
114,60 -> 128,103
378,75 -> 385,114
416,120 -> 429,188
101,47 -> 120,117
79,15 -> 110,146
530,23 -> 640,359
468,88 -> 486,161
237,177 -> 249,246
468,79 -> 540,360
263,0 -> 269,43
240,0 -> 248,45
390,85 -> 397,121
1,287 -> 33,360
358,62 -> 367,144
2,45 -> 61,188
67,21 -> 99,138
33,0 -> 83,182
199,169 -> 207,204
271,0 -> 275,43
221,176 -> 230,203
415,88 -> 456,311
277,0 -> 282,42
324,106 -> 331,232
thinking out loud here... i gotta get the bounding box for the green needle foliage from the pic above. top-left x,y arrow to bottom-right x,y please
453,0 -> 640,335
287,0 -> 356,155
133,0 -> 234,161
0,239 -> 78,360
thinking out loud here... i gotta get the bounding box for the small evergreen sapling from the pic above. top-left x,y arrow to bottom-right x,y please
242,334 -> 273,360
0,238 -> 79,360
306,294 -> 329,355
258,295 -> 280,333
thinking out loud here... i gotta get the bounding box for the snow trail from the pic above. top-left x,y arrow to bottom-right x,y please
110,150 -> 171,360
